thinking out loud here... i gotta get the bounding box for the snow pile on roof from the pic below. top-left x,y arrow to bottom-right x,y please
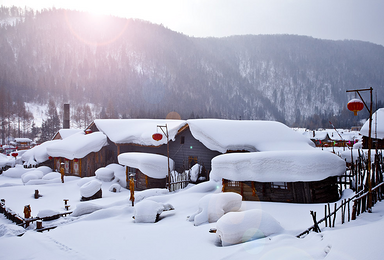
56,129 -> 84,139
189,192 -> 242,226
47,132 -> 107,160
187,119 -> 315,153
14,138 -> 32,143
21,140 -> 61,165
80,180 -> 102,198
211,150 -> 346,182
216,209 -> 284,246
118,152 -> 174,179
94,119 -> 187,145
95,167 -> 115,182
134,200 -> 174,223
360,108 -> 384,139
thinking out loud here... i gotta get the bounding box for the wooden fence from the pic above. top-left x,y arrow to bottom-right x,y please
169,171 -> 190,192
298,150 -> 383,238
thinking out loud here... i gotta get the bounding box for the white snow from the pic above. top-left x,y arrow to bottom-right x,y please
134,200 -> 173,223
46,132 -> 107,160
94,119 -> 187,146
187,119 -> 315,153
21,140 -> 61,166
216,209 -> 284,246
210,150 -> 346,182
118,152 -> 175,179
79,180 -> 102,198
95,167 -> 115,182
189,192 -> 243,226
21,170 -> 44,184
189,163 -> 202,182
0,168 -> 384,259
360,108 -> 384,139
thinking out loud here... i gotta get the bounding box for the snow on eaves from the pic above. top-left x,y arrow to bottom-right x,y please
21,140 -> 61,165
118,152 -> 174,179
93,119 -> 187,146
46,132 -> 107,160
210,150 -> 346,182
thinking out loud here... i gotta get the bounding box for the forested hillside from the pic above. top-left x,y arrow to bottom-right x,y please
1,7 -> 383,142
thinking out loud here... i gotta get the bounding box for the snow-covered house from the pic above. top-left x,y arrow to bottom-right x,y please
11,138 -> 33,150
360,108 -> 384,149
46,131 -> 108,177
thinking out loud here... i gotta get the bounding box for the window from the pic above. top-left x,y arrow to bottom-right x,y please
227,181 -> 240,187
180,136 -> 185,144
271,182 -> 288,189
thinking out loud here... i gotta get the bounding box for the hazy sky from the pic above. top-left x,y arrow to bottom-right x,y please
2,0 -> 384,46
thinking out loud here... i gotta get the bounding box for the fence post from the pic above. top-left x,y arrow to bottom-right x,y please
310,211 -> 321,233
352,200 -> 357,220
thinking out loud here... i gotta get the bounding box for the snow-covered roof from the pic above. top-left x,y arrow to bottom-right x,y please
118,152 -> 175,179
14,138 -> 32,143
55,129 -> 84,140
360,108 -> 384,139
46,132 -> 108,160
210,150 -> 346,182
21,140 -> 61,165
94,119 -> 187,146
187,119 -> 315,153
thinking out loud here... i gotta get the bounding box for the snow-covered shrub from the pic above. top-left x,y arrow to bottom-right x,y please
80,180 -> 102,200
2,165 -> 28,178
95,167 -> 115,182
216,209 -> 283,246
36,166 -> 52,175
21,170 -> 44,184
189,192 -> 242,226
134,200 -> 174,223
109,183 -> 121,192
42,172 -> 61,181
71,202 -> 103,217
189,164 -> 202,182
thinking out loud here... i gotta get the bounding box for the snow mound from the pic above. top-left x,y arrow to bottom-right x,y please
42,172 -> 61,180
190,164 -> 202,182
2,165 -> 28,178
95,167 -> 115,182
37,209 -> 60,218
80,180 -> 102,198
189,192 -> 242,226
36,166 -> 52,175
0,224 -> 25,237
109,183 -> 121,192
77,177 -> 94,187
21,170 -> 44,184
71,202 -> 103,217
216,209 -> 284,246
134,200 -> 174,223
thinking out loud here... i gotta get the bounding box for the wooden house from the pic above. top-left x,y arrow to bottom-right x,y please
360,108 -> 384,149
46,131 -> 109,177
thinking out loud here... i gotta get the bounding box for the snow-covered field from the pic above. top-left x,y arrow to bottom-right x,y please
0,165 -> 383,260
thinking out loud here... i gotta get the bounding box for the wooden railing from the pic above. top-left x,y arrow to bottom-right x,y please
169,171 -> 190,192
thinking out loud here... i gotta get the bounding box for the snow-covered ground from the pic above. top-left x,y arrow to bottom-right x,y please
0,165 -> 384,260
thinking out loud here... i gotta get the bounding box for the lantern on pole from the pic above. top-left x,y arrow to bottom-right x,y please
152,133 -> 163,141
347,98 -> 364,116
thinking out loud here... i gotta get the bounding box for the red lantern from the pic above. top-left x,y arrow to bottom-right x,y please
74,158 -> 79,162
85,129 -> 92,134
347,99 -> 364,116
11,152 -> 18,157
48,156 -> 53,160
152,133 -> 163,141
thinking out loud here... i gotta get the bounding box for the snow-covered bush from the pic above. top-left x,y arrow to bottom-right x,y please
71,202 -> 103,217
21,170 -> 44,184
189,192 -> 242,226
80,180 -> 102,200
36,166 -> 52,175
189,164 -> 202,182
216,209 -> 283,246
109,183 -> 121,192
134,200 -> 174,223
42,172 -> 61,181
95,167 -> 115,182
2,165 -> 28,178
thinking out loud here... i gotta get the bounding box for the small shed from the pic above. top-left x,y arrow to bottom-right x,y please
118,152 -> 175,191
211,150 -> 346,203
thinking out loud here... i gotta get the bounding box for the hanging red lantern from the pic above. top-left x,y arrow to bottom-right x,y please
74,158 -> 79,162
347,99 -> 364,116
85,129 -> 92,134
48,156 -> 53,160
152,133 -> 163,141
11,152 -> 18,157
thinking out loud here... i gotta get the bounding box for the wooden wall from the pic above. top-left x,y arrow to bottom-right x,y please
135,170 -> 166,191
223,176 -> 340,203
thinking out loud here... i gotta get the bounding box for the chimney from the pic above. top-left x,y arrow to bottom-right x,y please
63,104 -> 70,129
